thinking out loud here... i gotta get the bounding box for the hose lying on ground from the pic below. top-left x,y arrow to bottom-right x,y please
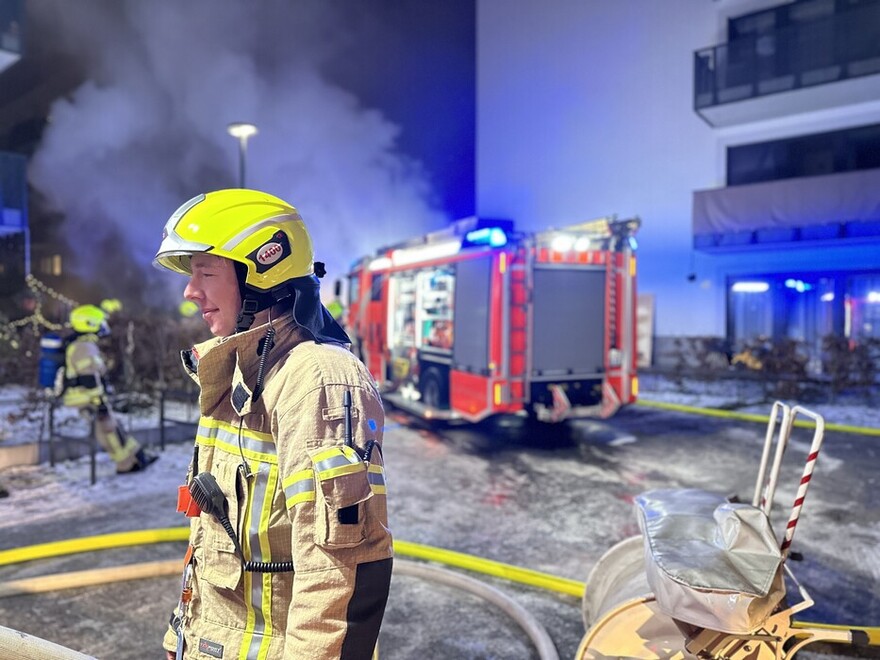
1,530 -> 877,649
0,558 -> 559,660
0,624 -> 96,660
395,559 -> 559,660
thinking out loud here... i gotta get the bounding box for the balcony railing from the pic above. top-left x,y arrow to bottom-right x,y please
694,2 -> 880,112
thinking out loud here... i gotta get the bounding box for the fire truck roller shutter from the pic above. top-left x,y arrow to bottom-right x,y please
451,256 -> 492,374
528,266 -> 607,413
531,267 -> 605,377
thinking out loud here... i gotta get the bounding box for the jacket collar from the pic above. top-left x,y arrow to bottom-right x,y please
181,314 -> 310,416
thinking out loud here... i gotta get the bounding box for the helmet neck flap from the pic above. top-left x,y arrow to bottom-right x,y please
232,261 -> 349,344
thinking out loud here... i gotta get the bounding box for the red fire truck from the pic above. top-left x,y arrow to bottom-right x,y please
344,215 -> 640,423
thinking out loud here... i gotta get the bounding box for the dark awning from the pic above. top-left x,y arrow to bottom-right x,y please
693,168 -> 880,251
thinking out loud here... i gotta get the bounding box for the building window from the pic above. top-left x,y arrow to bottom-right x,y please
370,272 -> 385,302
728,271 -> 879,372
39,254 -> 62,276
727,122 -> 880,186
847,274 -> 880,339
729,280 -> 773,346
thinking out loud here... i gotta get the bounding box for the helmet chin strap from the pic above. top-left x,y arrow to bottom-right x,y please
233,260 -> 289,333
235,297 -> 262,334
234,285 -> 292,334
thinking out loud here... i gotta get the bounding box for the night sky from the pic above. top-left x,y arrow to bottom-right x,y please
0,0 -> 475,305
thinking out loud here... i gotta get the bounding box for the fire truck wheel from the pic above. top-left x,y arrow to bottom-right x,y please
420,367 -> 449,409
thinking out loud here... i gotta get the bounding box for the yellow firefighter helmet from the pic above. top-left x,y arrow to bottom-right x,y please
70,304 -> 109,335
153,188 -> 314,291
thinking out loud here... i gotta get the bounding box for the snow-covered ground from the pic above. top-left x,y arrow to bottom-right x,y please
0,385 -> 199,448
639,373 -> 880,430
1,376 -> 876,535
0,378 -> 877,659
2,375 -> 876,452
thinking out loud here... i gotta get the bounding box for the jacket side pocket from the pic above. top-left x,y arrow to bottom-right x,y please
309,445 -> 373,548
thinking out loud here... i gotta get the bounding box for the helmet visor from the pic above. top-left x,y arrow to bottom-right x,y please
153,234 -> 213,275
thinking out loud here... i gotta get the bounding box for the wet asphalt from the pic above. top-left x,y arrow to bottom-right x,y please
0,404 -> 878,659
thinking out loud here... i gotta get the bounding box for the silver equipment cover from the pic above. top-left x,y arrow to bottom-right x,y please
635,488 -> 786,634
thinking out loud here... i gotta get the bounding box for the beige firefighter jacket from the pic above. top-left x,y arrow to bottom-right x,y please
164,315 -> 392,659
62,334 -> 106,408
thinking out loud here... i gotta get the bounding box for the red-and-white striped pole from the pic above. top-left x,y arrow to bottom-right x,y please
780,407 -> 826,560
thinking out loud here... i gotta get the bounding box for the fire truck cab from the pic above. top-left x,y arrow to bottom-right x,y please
345,215 -> 640,423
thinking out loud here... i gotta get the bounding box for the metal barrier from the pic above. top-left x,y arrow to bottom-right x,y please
157,387 -> 200,451
0,388 -> 198,484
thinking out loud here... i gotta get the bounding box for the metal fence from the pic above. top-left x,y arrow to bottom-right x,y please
0,388 -> 199,485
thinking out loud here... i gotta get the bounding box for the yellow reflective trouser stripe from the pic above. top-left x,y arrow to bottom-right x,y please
283,470 -> 316,508
101,431 -> 138,463
239,462 -> 278,660
63,388 -> 101,407
368,464 -> 386,495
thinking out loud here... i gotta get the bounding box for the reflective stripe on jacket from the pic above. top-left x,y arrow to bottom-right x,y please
165,315 -> 392,660
62,334 -> 106,407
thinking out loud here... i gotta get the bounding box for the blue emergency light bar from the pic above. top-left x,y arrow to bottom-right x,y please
464,227 -> 508,248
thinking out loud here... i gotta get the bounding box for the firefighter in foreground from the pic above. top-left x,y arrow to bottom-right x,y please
154,189 -> 392,660
63,304 -> 157,473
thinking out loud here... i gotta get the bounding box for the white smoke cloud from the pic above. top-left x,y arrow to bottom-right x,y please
28,0 -> 447,304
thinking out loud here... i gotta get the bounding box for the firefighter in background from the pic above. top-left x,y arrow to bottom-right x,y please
154,189 -> 392,660
327,296 -> 344,324
326,278 -> 346,327
63,304 -> 157,474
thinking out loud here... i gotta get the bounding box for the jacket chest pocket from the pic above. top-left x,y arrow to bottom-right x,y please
196,459 -> 244,592
309,445 -> 373,548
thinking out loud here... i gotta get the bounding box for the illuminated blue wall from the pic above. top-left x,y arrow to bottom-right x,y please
476,0 -> 880,338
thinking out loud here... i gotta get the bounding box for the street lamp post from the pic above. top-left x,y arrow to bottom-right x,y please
227,122 -> 259,188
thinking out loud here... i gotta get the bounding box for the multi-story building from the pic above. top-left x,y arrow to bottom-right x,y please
0,0 -> 27,304
479,0 -> 879,372
693,0 -> 880,369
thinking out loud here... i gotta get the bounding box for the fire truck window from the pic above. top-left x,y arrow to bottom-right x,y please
371,273 -> 385,302
386,273 -> 418,382
389,275 -> 417,349
348,275 -> 360,306
417,267 -> 455,352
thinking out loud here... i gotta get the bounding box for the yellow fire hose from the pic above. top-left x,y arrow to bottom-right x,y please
0,528 -> 878,647
0,528 -> 584,597
637,398 -> 880,437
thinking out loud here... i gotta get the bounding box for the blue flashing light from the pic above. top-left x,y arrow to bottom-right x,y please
784,278 -> 813,293
489,228 -> 507,247
465,227 -> 507,248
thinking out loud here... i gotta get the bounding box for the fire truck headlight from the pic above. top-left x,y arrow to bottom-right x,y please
551,235 -> 574,252
573,236 -> 591,252
608,349 -> 622,367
